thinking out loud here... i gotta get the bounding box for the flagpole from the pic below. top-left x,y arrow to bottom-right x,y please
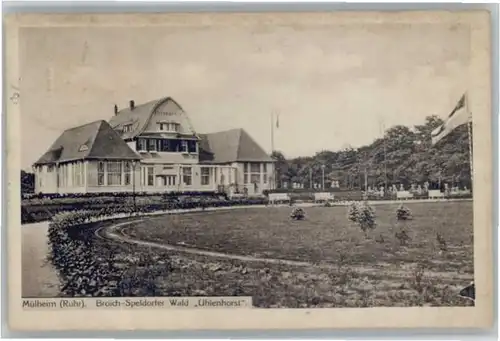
467,120 -> 473,183
380,120 -> 387,192
464,92 -> 473,192
271,111 -> 275,153
271,111 -> 278,189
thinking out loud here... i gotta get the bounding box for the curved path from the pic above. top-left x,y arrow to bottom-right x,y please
97,219 -> 474,282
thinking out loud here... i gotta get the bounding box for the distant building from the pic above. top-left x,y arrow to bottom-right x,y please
33,97 -> 275,196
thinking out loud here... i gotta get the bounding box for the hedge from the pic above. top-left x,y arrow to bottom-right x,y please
48,209 -> 178,297
48,210 -> 125,296
23,197 -> 269,224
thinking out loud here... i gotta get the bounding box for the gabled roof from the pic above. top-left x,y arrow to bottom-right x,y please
108,97 -> 196,140
199,128 -> 274,163
34,120 -> 140,166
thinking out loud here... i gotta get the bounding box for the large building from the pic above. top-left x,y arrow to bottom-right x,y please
33,97 -> 275,196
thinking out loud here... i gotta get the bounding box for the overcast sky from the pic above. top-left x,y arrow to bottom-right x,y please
20,22 -> 470,169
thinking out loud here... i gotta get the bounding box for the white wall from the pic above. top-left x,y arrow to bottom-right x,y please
34,160 -> 274,195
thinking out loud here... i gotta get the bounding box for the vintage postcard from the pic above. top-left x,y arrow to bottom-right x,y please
5,11 -> 493,331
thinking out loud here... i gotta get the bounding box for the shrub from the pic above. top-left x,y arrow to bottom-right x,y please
290,207 -> 305,220
396,204 -> 413,221
347,202 -> 360,223
395,228 -> 411,246
347,201 -> 376,235
411,264 -> 426,294
436,233 -> 447,252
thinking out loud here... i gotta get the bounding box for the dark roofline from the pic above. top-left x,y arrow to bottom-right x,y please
64,119 -> 107,132
203,128 -> 240,136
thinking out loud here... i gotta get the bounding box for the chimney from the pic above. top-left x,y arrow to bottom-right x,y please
129,100 -> 135,110
114,104 -> 118,115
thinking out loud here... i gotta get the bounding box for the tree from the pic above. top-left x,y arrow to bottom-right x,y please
269,115 -> 472,190
21,170 -> 35,195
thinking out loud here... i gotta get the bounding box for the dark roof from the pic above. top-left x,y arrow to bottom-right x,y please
108,97 -> 196,140
199,129 -> 274,163
34,120 -> 140,166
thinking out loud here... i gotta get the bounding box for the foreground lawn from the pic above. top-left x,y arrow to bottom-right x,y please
72,201 -> 474,307
125,202 -> 473,275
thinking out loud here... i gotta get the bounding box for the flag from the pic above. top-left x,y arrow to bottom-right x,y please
276,114 -> 280,129
431,93 -> 471,145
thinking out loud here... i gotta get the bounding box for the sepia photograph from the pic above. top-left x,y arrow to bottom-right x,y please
6,11 -> 493,331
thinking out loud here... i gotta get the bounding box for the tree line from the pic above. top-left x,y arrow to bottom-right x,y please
271,115 -> 472,191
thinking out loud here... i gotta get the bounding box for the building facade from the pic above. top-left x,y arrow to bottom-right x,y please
33,97 -> 275,196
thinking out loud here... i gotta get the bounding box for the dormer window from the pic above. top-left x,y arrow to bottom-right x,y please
148,139 -> 157,152
137,138 -> 147,152
158,122 -> 179,132
180,140 -> 188,153
123,124 -> 133,133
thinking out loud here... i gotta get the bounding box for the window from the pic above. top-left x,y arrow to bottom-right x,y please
165,175 -> 176,186
147,167 -> 154,186
244,163 -> 249,183
182,167 -> 192,186
137,139 -> 147,151
180,141 -> 188,153
73,161 -> 83,187
188,140 -> 197,153
47,165 -> 54,173
148,139 -> 157,152
123,124 -> 133,133
158,122 -> 178,132
159,139 -> 171,152
249,163 -> 261,183
250,163 -> 260,173
107,161 -> 122,186
124,162 -> 132,185
263,163 -> 268,184
98,162 -> 105,186
59,165 -> 64,187
201,167 -> 210,185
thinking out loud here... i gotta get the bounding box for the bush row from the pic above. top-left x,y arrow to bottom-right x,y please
48,211 -> 123,297
48,210 -> 177,297
24,190 -> 221,200
22,191 -> 224,205
22,197 -> 269,224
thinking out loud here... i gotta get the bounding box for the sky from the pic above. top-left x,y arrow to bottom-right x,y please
19,21 -> 470,169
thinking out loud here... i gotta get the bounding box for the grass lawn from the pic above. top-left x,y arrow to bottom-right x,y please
105,201 -> 474,308
125,202 -> 473,273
